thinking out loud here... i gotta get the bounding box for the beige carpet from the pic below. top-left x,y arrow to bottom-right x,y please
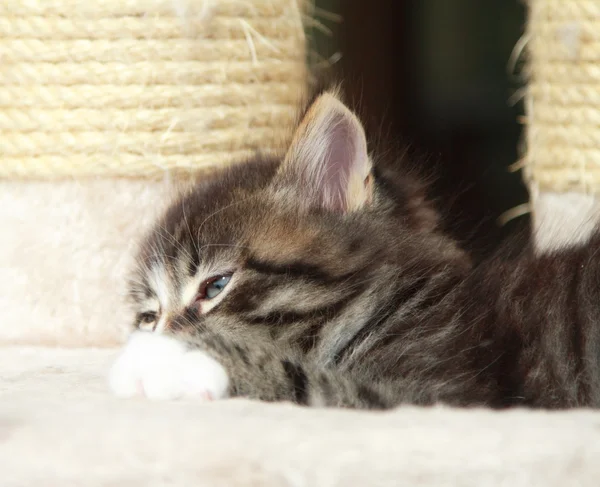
2,346 -> 600,487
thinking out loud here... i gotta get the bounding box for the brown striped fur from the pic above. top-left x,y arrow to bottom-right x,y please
128,89 -> 600,409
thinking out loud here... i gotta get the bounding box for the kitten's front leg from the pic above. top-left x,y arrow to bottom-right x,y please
109,330 -> 397,409
108,330 -> 301,402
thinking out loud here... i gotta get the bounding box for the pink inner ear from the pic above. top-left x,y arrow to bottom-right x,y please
318,107 -> 370,213
322,114 -> 358,212
277,92 -> 371,213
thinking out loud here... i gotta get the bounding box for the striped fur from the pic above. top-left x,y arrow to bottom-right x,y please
128,90 -> 600,410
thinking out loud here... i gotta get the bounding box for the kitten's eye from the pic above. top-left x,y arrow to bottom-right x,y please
196,274 -> 232,301
139,311 -> 157,324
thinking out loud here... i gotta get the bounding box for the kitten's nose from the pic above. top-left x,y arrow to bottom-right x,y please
152,317 -> 169,334
163,318 -> 177,332
152,313 -> 190,334
154,316 -> 177,333
167,310 -> 200,332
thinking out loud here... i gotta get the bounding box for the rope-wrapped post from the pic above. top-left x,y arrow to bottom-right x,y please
0,0 -> 307,346
0,0 -> 306,178
525,0 -> 600,251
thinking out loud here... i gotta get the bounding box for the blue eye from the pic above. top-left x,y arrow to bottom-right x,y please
198,274 -> 232,301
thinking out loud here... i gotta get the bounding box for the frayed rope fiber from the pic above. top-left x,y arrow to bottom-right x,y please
0,0 -> 307,179
525,0 -> 600,193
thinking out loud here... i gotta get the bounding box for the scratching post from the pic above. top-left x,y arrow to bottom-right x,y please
0,0 -> 306,177
0,1 -> 307,345
525,0 -> 600,251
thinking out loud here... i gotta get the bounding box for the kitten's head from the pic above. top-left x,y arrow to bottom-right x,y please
129,89 -> 468,347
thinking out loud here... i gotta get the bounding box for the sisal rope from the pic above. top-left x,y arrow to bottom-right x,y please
0,0 -> 307,179
525,0 -> 600,193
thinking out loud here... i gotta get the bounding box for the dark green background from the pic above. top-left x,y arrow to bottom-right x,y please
307,1 -> 528,256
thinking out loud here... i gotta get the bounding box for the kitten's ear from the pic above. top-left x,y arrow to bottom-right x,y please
274,91 -> 372,213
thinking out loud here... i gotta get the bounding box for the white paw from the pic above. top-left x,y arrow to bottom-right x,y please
108,331 -> 229,401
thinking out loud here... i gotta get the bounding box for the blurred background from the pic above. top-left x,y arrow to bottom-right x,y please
307,0 -> 528,259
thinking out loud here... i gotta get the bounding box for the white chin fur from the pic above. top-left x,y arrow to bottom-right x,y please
108,331 -> 229,401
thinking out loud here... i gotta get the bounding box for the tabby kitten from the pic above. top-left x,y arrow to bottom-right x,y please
110,89 -> 600,409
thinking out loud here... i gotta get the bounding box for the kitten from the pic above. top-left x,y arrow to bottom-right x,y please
110,88 -> 600,409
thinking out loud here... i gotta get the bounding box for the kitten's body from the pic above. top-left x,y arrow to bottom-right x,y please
111,90 -> 600,410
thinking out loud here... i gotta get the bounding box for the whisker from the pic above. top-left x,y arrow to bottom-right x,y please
153,224 -> 193,262
196,243 -> 251,253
